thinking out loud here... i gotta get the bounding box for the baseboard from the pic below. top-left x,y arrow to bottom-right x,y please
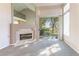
0,45 -> 9,49
10,42 -> 18,46
64,39 -> 79,54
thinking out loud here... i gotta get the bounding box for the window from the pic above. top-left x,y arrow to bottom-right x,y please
64,4 -> 70,36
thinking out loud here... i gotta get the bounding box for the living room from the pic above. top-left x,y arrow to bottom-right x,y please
0,3 -> 79,56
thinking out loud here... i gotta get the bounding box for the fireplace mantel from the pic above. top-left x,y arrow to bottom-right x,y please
10,24 -> 35,45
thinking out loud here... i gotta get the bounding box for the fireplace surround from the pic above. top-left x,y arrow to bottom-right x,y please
15,28 -> 33,45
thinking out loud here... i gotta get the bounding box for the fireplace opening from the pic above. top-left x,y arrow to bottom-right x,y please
20,33 -> 32,40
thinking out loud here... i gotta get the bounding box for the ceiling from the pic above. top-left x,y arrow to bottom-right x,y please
34,3 -> 63,7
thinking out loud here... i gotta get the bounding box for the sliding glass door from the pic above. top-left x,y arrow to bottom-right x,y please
39,17 -> 59,38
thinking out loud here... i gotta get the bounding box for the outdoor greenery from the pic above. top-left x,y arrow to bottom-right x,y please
39,17 -> 59,36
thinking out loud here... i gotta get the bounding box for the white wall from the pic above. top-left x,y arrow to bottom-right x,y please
0,4 -> 11,49
64,4 -> 79,53
39,6 -> 62,17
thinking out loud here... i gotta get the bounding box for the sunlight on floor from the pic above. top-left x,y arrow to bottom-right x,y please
50,43 -> 61,53
39,47 -> 51,56
39,43 -> 61,56
19,44 -> 29,49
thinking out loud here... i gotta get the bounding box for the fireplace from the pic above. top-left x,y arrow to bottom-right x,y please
15,28 -> 34,45
20,33 -> 32,40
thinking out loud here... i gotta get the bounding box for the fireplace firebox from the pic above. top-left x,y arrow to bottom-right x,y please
20,33 -> 32,40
